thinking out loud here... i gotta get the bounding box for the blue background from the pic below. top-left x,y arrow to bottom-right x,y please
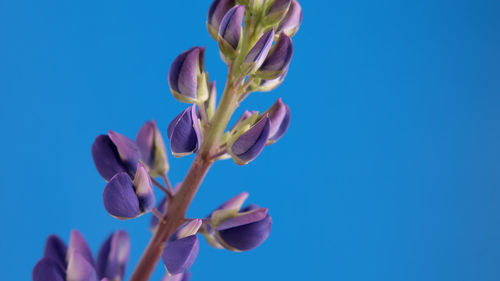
1,0 -> 500,280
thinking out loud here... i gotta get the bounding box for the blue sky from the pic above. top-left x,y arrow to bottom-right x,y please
1,0 -> 500,280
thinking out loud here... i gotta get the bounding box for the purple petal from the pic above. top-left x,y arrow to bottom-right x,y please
208,0 -> 235,32
32,257 -> 66,281
168,47 -> 204,100
215,192 -> 249,212
136,120 -> 169,175
68,230 -> 95,268
216,208 -> 268,231
108,131 -> 140,176
167,106 -> 201,157
96,231 -> 130,280
162,235 -> 199,275
177,219 -> 202,239
259,32 -> 293,76
277,0 -> 303,36
245,29 -> 275,69
43,235 -> 67,269
103,173 -> 142,219
91,135 -> 128,181
267,98 -> 291,142
230,115 -> 271,164
268,0 -> 292,15
217,213 -> 272,251
67,250 -> 99,281
133,163 -> 156,212
219,5 -> 245,49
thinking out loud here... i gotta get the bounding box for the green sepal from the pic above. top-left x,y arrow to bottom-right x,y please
171,88 -> 198,104
207,21 -> 219,41
196,73 -> 210,104
254,68 -> 287,80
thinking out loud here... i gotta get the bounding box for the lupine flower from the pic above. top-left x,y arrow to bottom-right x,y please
92,131 -> 140,181
162,220 -> 201,275
242,29 -> 275,74
228,114 -> 271,165
96,231 -> 130,281
218,5 -> 245,60
207,0 -> 235,40
257,32 -> 293,79
103,163 -> 156,219
136,120 -> 169,177
264,98 -> 291,143
33,230 -> 130,281
202,193 -> 272,251
167,105 -> 202,157
168,47 -> 208,104
264,0 -> 292,25
276,0 -> 303,37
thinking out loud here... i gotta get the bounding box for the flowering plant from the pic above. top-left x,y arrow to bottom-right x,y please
32,1 -> 302,280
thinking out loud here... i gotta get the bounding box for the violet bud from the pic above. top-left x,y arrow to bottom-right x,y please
276,0 -> 302,37
92,132 -> 140,181
96,231 -> 130,281
43,235 -> 67,270
253,67 -> 288,92
218,5 -> 245,60
256,32 -> 293,79
67,249 -> 99,281
207,0 -> 235,40
161,220 -> 201,275
263,0 -> 292,26
168,47 -> 209,104
161,272 -> 191,281
228,114 -> 271,165
264,98 -> 291,143
167,105 -> 202,157
162,235 -> 199,275
215,207 -> 272,251
242,29 -> 275,74
136,120 -> 169,177
103,163 -> 156,219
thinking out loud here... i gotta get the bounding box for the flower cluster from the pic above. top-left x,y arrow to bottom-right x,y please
33,1 -> 302,280
33,230 -> 130,281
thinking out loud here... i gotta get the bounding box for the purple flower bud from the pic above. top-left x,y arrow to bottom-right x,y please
68,230 -> 95,268
162,235 -> 199,275
92,132 -> 140,181
256,67 -> 288,91
168,47 -> 207,103
216,207 -> 272,251
218,5 -> 245,59
228,114 -> 271,165
67,249 -> 99,281
257,32 -> 293,79
136,120 -> 169,177
243,29 -> 275,73
207,0 -> 236,39
276,0 -> 302,37
96,231 -> 130,281
103,163 -> 155,219
43,235 -> 67,270
265,98 -> 291,143
167,105 -> 202,157
265,0 -> 292,25
32,257 -> 66,281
